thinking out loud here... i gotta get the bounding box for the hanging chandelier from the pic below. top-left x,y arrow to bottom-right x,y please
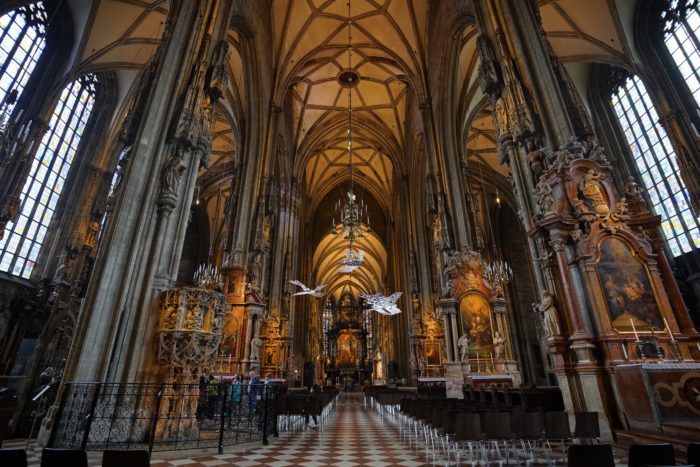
193,184 -> 224,290
477,159 -> 513,288
331,0 -> 370,247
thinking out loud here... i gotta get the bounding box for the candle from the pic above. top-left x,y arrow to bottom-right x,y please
490,352 -> 495,372
630,318 -> 639,341
228,353 -> 232,366
621,342 -> 628,360
476,352 -> 480,371
696,342 -> 700,353
14,108 -> 23,123
663,317 -> 673,341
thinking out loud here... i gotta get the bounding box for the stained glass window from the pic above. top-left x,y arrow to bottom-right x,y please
322,300 -> 333,358
0,2 -> 46,116
0,74 -> 98,278
611,75 -> 700,256
661,0 -> 700,108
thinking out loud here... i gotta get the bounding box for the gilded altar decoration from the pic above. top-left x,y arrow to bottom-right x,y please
459,293 -> 494,354
596,237 -> 663,332
579,169 -> 610,216
337,331 -> 359,366
262,345 -> 278,367
156,287 -> 227,371
425,342 -> 441,366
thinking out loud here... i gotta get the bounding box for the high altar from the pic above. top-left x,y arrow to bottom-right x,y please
323,293 -> 373,385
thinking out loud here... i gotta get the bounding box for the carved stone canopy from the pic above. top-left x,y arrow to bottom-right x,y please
157,287 -> 227,371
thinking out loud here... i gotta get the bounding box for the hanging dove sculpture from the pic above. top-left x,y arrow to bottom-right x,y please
361,292 -> 403,316
339,248 -> 365,273
289,280 -> 327,297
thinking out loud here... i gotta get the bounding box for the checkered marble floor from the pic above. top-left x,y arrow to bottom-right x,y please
9,393 -> 433,466
6,394 -> 631,466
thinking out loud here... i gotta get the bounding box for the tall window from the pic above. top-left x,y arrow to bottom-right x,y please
0,2 -> 46,113
611,75 -> 700,256
661,0 -> 700,108
0,75 -> 98,278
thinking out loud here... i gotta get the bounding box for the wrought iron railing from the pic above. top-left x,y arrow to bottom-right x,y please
48,381 -> 278,454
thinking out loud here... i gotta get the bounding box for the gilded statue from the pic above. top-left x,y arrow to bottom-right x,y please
579,169 -> 609,216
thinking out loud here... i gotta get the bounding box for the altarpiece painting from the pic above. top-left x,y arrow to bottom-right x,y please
459,293 -> 494,354
596,237 -> 664,332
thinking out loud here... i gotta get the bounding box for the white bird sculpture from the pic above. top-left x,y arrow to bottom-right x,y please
289,280 -> 327,297
339,248 -> 365,273
361,291 -> 403,315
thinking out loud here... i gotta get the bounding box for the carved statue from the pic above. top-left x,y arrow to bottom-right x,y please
579,169 -> 609,216
535,177 -> 554,214
526,138 -> 547,183
625,176 -> 648,214
535,290 -> 562,337
409,353 -> 417,372
493,331 -> 505,360
457,333 -> 470,361
161,147 -> 186,196
250,335 -> 262,361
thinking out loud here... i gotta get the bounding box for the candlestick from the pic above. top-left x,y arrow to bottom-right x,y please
621,342 -> 628,361
697,342 -> 700,353
490,352 -> 495,372
630,318 -> 639,341
476,352 -> 480,372
663,317 -> 673,341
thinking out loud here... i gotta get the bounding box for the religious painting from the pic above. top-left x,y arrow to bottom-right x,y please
263,345 -> 278,367
425,342 -> 441,366
459,293 -> 493,354
596,237 -> 663,332
337,331 -> 359,366
221,312 -> 241,357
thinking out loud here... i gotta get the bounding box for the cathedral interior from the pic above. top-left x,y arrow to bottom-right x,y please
1,0 -> 700,462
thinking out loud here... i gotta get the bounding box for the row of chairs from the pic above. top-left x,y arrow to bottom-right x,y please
0,448 -> 149,467
394,397 -> 600,465
276,391 -> 338,431
569,442 -> 700,467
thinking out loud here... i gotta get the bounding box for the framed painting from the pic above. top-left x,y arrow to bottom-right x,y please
263,345 -> 278,367
220,313 -> 240,357
425,342 -> 442,366
596,237 -> 664,333
459,293 -> 494,354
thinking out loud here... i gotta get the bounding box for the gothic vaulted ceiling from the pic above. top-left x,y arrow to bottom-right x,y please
273,0 -> 427,205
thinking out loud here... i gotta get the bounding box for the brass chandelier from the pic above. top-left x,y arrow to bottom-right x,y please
331,0 -> 370,247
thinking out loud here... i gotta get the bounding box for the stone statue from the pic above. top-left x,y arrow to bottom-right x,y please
493,331 -> 505,360
535,290 -> 561,337
579,169 -> 609,216
535,177 -> 554,214
409,353 -> 417,372
161,147 -> 186,196
526,138 -> 547,183
625,176 -> 648,214
250,335 -> 262,361
457,333 -> 470,361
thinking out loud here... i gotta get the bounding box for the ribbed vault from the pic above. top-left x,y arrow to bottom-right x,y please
313,229 -> 387,301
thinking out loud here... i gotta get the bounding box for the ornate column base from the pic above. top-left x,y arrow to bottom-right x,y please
444,361 -> 470,399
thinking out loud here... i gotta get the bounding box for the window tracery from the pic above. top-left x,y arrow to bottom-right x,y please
0,2 -> 47,114
0,74 -> 98,278
610,74 -> 700,256
660,0 -> 700,109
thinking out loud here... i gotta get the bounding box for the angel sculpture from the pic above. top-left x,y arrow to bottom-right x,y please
339,248 -> 365,273
361,292 -> 403,316
288,280 -> 327,297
